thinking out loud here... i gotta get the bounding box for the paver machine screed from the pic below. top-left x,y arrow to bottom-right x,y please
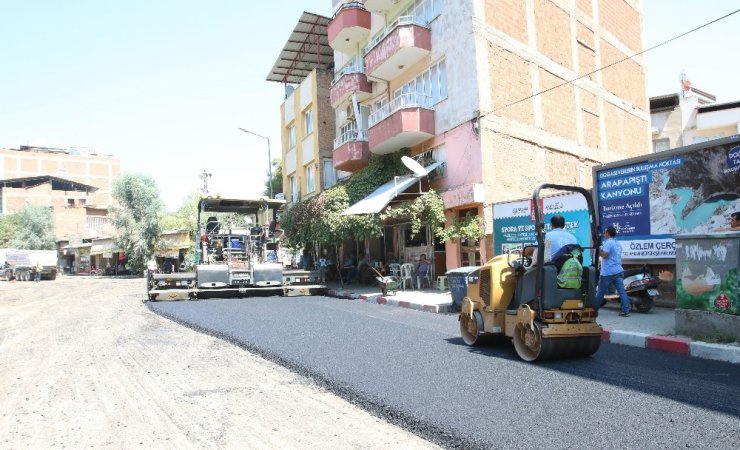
460,184 -> 603,361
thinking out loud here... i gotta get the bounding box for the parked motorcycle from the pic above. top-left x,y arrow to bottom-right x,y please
602,265 -> 660,313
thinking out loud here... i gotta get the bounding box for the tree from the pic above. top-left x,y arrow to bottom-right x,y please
10,205 -> 56,249
111,173 -> 162,274
263,158 -> 283,198
158,190 -> 201,270
0,213 -> 20,248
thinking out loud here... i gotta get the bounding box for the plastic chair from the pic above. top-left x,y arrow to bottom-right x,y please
417,264 -> 432,289
400,263 -> 414,290
388,263 -> 401,277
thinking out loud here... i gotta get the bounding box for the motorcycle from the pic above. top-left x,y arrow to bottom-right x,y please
602,265 -> 660,313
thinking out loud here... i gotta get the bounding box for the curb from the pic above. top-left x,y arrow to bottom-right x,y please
327,289 -> 739,364
326,289 -> 451,314
601,328 -> 739,364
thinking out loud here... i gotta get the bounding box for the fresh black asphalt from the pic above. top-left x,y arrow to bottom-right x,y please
149,296 -> 740,449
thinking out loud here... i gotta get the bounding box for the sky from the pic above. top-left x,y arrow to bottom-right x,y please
0,1 -> 738,211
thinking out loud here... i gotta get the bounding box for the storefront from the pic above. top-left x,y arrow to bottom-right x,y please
89,238 -> 124,275
155,231 -> 192,272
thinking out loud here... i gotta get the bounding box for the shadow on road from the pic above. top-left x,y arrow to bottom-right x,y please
445,336 -> 740,417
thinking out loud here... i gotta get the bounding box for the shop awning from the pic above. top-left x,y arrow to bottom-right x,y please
341,162 -> 443,215
90,238 -> 121,256
154,231 -> 192,258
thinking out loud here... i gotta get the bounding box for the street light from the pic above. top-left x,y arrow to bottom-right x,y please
238,127 -> 273,199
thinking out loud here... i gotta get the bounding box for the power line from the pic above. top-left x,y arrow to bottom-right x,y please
489,8 -> 740,114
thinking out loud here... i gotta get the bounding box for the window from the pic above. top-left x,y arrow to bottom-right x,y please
399,0 -> 441,23
323,159 -> 335,189
393,59 -> 447,106
652,138 -> 670,153
288,125 -> 296,148
67,198 -> 75,208
304,109 -> 314,135
290,176 -> 298,203
306,165 -> 316,194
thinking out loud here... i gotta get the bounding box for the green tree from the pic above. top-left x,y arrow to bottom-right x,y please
10,205 -> 56,249
263,158 -> 283,198
111,173 -> 162,274
158,190 -> 201,270
0,213 -> 20,248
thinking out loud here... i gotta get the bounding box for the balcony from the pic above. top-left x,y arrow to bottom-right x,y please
330,61 -> 372,108
364,16 -> 431,80
368,93 -> 435,155
333,128 -> 370,172
328,2 -> 372,54
364,0 -> 395,13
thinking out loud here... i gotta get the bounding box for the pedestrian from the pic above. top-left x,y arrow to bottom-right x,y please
147,257 -> 158,275
595,226 -> 630,317
34,262 -> 42,282
714,211 -> 740,232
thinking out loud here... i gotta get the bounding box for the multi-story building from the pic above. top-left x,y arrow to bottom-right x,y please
328,0 -> 650,271
267,12 -> 337,205
0,146 -> 120,241
651,86 -> 740,152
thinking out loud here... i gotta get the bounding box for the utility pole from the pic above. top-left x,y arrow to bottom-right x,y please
238,127 -> 273,198
199,170 -> 212,194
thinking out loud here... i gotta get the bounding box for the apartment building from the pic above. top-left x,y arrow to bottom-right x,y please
651,86 -> 740,152
267,12 -> 337,204
328,0 -> 650,270
0,146 -> 120,241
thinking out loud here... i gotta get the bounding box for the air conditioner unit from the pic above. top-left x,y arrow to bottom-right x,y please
274,193 -> 285,200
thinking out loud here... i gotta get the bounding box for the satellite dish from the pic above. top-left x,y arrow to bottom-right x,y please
401,156 -> 428,177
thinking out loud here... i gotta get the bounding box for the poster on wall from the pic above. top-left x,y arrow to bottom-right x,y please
595,141 -> 740,259
492,193 -> 592,266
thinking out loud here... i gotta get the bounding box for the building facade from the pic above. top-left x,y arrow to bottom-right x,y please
651,88 -> 740,152
328,0 -> 650,270
267,12 -> 337,205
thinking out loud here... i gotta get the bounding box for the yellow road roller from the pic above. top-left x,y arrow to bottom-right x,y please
460,184 -> 602,361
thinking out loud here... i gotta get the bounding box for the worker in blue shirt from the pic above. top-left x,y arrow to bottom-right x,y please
595,226 -> 630,317
545,215 -> 577,260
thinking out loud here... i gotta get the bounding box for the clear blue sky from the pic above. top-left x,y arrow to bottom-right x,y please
0,1 -> 738,210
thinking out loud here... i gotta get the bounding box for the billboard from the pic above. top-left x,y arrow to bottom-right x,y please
492,193 -> 592,266
595,140 -> 740,259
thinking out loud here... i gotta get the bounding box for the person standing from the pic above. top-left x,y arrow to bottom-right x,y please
34,262 -> 42,282
595,226 -> 630,317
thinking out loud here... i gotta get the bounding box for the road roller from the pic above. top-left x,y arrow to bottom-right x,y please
459,184 -> 602,361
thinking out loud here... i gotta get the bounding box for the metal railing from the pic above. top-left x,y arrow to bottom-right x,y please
364,14 -> 429,54
334,127 -> 368,148
332,57 -> 365,85
331,1 -> 367,20
368,92 -> 434,127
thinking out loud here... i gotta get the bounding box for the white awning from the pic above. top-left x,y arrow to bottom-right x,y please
341,162 -> 442,215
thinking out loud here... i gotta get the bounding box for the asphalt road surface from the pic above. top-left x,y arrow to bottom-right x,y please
150,295 -> 740,449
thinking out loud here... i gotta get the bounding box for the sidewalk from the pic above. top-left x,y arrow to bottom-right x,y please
324,282 -> 740,364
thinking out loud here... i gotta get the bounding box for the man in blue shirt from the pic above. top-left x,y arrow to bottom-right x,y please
595,226 -> 630,316
545,215 -> 577,260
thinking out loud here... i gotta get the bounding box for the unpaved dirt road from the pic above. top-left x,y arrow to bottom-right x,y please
0,277 -> 437,449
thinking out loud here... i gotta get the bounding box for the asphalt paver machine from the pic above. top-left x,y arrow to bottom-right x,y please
460,184 -> 603,361
147,196 -> 325,301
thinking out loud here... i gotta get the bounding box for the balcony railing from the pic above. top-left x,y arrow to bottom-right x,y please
369,92 -> 434,127
328,1 -> 371,54
364,15 -> 429,54
332,58 -> 365,85
334,127 -> 368,148
332,1 -> 366,18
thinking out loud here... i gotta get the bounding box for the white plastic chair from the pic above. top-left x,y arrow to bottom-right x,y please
417,264 -> 432,289
388,263 -> 401,277
400,263 -> 414,290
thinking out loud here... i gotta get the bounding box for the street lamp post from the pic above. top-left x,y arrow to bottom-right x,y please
238,127 -> 273,199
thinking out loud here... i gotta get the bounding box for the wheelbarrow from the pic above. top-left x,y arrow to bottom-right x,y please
368,265 -> 399,296
376,275 -> 400,296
